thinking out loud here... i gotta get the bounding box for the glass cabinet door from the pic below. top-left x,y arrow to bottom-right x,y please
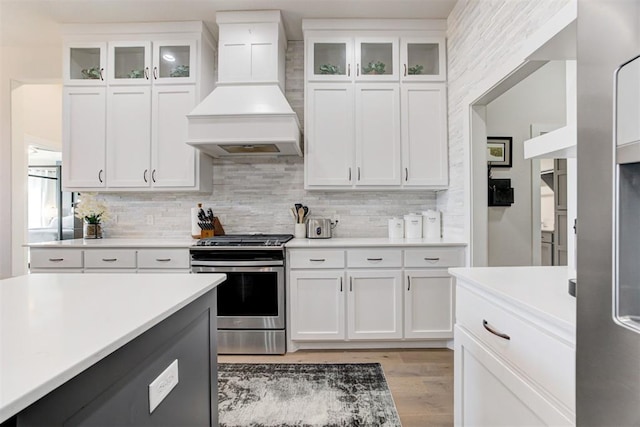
307,38 -> 353,81
355,38 -> 398,81
64,42 -> 107,85
152,41 -> 197,84
400,37 -> 446,81
108,41 -> 151,84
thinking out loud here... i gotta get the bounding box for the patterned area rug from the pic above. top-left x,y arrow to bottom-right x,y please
218,363 -> 402,427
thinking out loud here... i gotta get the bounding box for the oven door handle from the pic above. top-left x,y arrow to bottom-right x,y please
191,260 -> 284,267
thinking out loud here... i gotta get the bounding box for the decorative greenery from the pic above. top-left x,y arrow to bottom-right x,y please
75,193 -> 111,224
319,64 -> 340,75
408,64 -> 424,75
127,69 -> 144,78
363,61 -> 386,74
81,67 -> 101,79
169,65 -> 190,77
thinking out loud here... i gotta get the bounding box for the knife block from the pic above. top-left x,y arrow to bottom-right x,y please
199,217 -> 225,238
201,229 -> 215,238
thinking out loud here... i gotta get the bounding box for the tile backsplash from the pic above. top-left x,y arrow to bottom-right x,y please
100,41 -> 438,239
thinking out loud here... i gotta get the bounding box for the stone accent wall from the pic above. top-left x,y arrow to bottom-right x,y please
100,41 -> 437,238
441,0 -> 571,240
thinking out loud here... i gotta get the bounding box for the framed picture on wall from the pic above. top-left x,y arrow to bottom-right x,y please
487,136 -> 512,168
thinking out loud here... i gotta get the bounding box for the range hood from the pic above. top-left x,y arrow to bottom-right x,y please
186,11 -> 302,157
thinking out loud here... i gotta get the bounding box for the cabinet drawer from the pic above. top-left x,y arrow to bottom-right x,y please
347,249 -> 401,268
404,248 -> 464,268
456,285 -> 575,412
30,249 -> 83,269
138,249 -> 189,269
289,250 -> 345,269
84,250 -> 136,269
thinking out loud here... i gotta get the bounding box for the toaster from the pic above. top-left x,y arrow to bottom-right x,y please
306,218 -> 337,239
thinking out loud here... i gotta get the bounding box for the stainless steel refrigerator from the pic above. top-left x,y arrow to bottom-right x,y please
577,1 -> 640,425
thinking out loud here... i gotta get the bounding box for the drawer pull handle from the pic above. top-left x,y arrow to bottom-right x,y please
483,320 -> 511,341
424,257 -> 440,261
407,275 -> 411,291
156,258 -> 172,262
309,258 -> 326,262
102,258 -> 118,262
367,258 -> 383,261
49,258 -> 64,262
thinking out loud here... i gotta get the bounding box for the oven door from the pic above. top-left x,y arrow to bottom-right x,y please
194,265 -> 285,330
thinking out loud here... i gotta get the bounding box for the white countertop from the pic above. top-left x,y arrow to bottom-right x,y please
449,266 -> 575,339
0,273 -> 226,422
26,238 -> 196,248
285,237 -> 467,248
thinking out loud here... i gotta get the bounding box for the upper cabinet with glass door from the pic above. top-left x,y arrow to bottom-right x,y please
152,41 -> 197,84
64,42 -> 107,85
400,37 -> 446,81
355,38 -> 399,81
107,41 -> 151,85
307,38 -> 354,81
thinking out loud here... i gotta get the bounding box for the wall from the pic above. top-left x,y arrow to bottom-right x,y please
442,0 -> 572,244
100,41 -> 437,238
485,61 -> 566,266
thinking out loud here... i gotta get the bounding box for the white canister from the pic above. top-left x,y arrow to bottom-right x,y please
422,209 -> 442,241
388,217 -> 404,239
404,214 -> 423,239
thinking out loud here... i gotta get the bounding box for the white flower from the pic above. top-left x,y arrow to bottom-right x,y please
74,193 -> 111,224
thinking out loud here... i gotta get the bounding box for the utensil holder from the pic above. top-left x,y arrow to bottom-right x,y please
294,223 -> 306,239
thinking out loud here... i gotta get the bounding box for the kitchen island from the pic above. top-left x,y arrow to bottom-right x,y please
0,273 -> 225,426
450,266 -> 575,426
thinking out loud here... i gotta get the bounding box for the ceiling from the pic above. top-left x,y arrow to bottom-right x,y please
0,0 -> 456,46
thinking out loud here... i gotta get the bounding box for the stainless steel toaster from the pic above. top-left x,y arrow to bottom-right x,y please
306,218 -> 336,239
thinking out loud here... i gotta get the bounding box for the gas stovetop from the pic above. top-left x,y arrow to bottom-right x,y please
194,234 -> 294,247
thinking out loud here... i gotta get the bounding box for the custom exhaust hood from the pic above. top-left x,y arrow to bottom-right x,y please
186,10 -> 302,157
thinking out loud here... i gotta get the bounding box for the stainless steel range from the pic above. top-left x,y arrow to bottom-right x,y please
190,234 -> 293,355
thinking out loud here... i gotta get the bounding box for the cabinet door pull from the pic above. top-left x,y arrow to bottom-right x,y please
309,258 -> 326,262
350,276 -> 353,292
367,258 -> 383,261
143,169 -> 148,183
357,167 -> 361,181
152,169 -> 157,182
340,277 -> 343,292
424,257 -> 440,261
348,64 -> 351,77
407,276 -> 411,291
404,64 -> 407,77
357,64 -> 360,76
49,258 -> 64,262
155,258 -> 172,262
144,67 -> 150,80
348,167 -> 352,181
483,320 -> 511,340
99,68 -> 104,81
98,169 -> 104,183
405,168 -> 408,181
102,258 -> 118,262
153,66 -> 158,79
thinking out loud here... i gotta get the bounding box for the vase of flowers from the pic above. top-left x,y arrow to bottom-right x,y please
75,193 -> 110,239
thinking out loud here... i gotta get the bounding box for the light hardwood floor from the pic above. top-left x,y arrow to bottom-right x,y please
218,349 -> 454,427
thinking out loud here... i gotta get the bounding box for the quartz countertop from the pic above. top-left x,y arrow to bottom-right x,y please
0,273 -> 226,423
285,237 -> 467,248
26,238 -> 196,248
449,266 -> 575,341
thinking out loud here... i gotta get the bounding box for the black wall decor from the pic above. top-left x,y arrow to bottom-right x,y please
488,178 -> 514,206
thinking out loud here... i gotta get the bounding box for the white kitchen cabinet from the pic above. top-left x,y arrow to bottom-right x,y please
289,270 -> 346,340
355,84 -> 401,186
355,37 -> 399,81
62,86 -> 107,188
307,37 -> 353,82
400,37 -> 446,82
305,83 -> 355,186
62,23 -> 214,193
84,249 -> 137,270
63,42 -> 107,85
347,270 -> 403,339
401,83 -> 448,187
405,269 -> 453,339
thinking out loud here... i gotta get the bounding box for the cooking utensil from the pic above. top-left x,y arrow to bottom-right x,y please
298,207 -> 305,224
290,207 -> 297,221
206,208 -> 215,222
303,206 -> 309,221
